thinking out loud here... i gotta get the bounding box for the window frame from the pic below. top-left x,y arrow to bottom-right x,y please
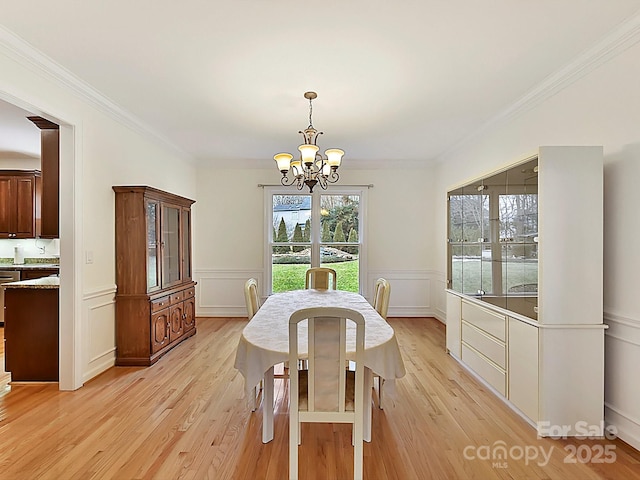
264,186 -> 368,295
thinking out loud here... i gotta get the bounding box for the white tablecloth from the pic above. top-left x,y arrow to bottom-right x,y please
234,289 -> 406,396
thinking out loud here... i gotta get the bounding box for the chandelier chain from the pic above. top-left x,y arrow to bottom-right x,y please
308,97 -> 313,128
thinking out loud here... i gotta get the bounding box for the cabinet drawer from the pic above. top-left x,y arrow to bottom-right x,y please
151,296 -> 170,312
462,301 -> 506,341
462,344 -> 506,396
183,287 -> 195,300
170,291 -> 184,304
462,322 -> 506,369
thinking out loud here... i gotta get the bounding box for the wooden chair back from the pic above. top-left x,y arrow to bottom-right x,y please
373,278 -> 391,319
305,267 -> 337,290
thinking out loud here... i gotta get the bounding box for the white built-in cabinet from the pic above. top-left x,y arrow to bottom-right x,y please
446,146 -> 605,437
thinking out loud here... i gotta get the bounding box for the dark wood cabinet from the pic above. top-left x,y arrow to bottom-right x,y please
20,268 -> 58,280
113,186 -> 196,366
4,286 -> 59,381
0,170 -> 41,239
28,116 -> 59,239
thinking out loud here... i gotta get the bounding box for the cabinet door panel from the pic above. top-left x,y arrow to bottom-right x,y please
183,296 -> 195,332
15,177 -> 35,237
0,177 -> 14,236
508,318 -> 539,422
151,309 -> 170,354
169,303 -> 184,342
182,207 -> 192,281
146,200 -> 161,292
161,204 -> 182,288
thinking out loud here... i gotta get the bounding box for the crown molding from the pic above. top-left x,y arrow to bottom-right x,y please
436,10 -> 640,163
0,24 -> 192,161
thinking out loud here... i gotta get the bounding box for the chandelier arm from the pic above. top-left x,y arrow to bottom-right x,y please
325,170 -> 340,184
280,174 -> 296,187
280,170 -> 305,187
317,174 -> 329,190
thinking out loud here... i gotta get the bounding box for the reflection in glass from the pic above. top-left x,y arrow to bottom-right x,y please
448,158 -> 538,320
146,201 -> 159,290
162,205 -> 181,286
182,209 -> 191,279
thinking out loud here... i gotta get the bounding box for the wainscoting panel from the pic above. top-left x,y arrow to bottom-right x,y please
83,285 -> 117,382
195,269 -> 440,318
432,273 -> 447,323
367,270 -> 440,317
195,269 -> 264,317
604,311 -> 640,451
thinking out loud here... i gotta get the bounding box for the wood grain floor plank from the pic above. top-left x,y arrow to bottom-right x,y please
0,318 -> 638,479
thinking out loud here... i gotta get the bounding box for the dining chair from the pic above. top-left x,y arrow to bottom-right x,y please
244,278 -> 260,320
372,277 -> 391,409
305,267 -> 337,290
244,278 -> 263,411
289,306 -> 365,480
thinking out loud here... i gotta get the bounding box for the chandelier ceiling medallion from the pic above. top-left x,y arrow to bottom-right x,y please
273,91 -> 344,193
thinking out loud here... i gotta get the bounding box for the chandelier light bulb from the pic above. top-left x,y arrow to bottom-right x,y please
298,144 -> 319,166
290,160 -> 302,176
274,153 -> 293,173
325,149 -> 344,168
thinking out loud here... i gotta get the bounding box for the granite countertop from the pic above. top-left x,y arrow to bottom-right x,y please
2,276 -> 59,289
0,263 -> 60,270
0,259 -> 60,270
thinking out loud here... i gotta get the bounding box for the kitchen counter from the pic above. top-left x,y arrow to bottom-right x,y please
4,278 -> 59,381
3,276 -> 59,289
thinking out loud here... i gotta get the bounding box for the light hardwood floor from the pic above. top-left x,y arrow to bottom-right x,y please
0,318 -> 638,479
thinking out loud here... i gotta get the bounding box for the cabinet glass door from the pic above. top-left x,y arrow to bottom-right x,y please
146,200 -> 161,291
162,204 -> 182,287
181,207 -> 192,281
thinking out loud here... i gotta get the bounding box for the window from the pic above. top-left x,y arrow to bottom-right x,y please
265,187 -> 366,294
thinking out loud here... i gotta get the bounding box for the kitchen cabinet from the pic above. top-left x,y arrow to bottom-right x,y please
0,170 -> 41,239
113,186 -> 196,366
4,281 -> 59,381
28,116 -> 59,239
20,268 -> 58,280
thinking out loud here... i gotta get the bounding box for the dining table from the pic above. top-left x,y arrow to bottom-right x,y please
234,288 -> 406,443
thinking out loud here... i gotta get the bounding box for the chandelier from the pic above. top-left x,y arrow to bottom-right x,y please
273,91 -> 344,192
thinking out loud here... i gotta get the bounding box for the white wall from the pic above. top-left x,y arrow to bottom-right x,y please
434,35 -> 640,449
193,165 -> 441,318
0,32 -> 197,388
0,158 -> 39,169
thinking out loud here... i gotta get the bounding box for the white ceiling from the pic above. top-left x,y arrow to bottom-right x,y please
1,1 -> 639,167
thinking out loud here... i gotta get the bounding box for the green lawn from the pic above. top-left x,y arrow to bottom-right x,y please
272,260 -> 359,293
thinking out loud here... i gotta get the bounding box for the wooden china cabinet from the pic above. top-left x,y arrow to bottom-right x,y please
113,186 -> 196,366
